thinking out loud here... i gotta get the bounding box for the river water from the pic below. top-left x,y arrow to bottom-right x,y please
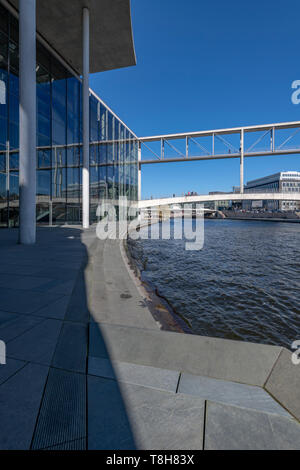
128,219 -> 300,348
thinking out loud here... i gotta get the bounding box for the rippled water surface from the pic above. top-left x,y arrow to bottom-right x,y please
128,219 -> 300,347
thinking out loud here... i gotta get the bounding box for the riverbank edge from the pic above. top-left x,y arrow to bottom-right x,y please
120,218 -> 192,334
225,216 -> 300,223
121,234 -> 192,334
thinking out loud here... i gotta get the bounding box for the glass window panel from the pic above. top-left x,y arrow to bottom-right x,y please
38,150 -> 51,168
9,15 -> 18,44
107,112 -> 113,141
36,203 -> 50,225
107,166 -> 114,199
90,95 -> 98,143
100,104 -> 107,141
9,122 -> 18,150
52,203 -> 66,225
67,77 -> 80,145
0,116 -> 7,150
52,147 -> 66,167
52,167 -> 66,201
90,166 -> 99,211
99,143 -> 107,165
90,144 -> 98,165
52,78 -> 66,145
0,152 -> 5,171
66,204 -> 80,224
0,5 -> 8,35
114,119 -> 119,162
9,170 -> 18,200
37,169 -> 50,197
0,32 -> 8,120
9,151 -> 18,169
67,166 -> 80,203
67,147 -> 79,166
9,41 -> 18,78
0,171 -> 7,227
0,170 -> 6,197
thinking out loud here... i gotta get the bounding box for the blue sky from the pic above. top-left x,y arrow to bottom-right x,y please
90,0 -> 300,198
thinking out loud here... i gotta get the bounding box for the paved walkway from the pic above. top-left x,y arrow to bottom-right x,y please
0,227 -> 299,450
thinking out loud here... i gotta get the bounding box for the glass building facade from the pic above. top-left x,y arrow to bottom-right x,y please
0,5 -> 138,228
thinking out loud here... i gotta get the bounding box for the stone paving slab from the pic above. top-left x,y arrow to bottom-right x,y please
120,382 -> 205,450
88,375 -> 136,450
32,295 -> 71,320
0,274 -> 59,292
32,368 -> 86,450
64,270 -> 90,323
33,267 -> 79,281
0,264 -> 42,276
52,323 -> 88,373
0,358 -> 26,385
0,286 -> 64,315
34,279 -> 76,296
43,438 -> 86,450
204,401 -> 300,450
7,318 -> 62,366
89,323 -> 282,387
178,373 -> 290,417
88,376 -> 205,450
88,356 -> 180,393
0,310 -> 43,342
265,348 -> 300,421
0,362 -> 49,450
89,323 -> 111,359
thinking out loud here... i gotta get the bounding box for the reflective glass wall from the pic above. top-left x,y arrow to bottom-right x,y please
0,5 -> 138,228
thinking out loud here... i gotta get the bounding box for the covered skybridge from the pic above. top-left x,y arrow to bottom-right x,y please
138,192 -> 300,209
137,121 -> 300,200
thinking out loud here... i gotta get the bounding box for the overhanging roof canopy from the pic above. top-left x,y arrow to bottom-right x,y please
8,0 -> 136,74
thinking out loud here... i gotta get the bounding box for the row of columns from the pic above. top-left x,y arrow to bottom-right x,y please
19,0 -> 90,244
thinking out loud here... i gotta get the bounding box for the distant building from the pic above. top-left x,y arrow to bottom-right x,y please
208,192 -> 231,210
232,186 -> 240,193
243,171 -> 300,211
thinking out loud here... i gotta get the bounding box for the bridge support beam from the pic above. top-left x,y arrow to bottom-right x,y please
240,129 -> 244,194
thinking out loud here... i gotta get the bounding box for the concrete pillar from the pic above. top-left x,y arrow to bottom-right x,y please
138,142 -> 141,201
82,7 -> 90,229
19,0 -> 36,244
240,129 -> 244,194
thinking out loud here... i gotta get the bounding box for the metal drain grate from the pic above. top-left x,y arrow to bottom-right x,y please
31,368 -> 86,450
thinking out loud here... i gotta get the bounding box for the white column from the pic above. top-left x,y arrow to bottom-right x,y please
240,129 -> 244,194
19,0 -> 36,244
82,7 -> 90,229
138,142 -> 142,201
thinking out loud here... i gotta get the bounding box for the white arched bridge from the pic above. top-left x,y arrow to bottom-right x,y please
138,192 -> 300,209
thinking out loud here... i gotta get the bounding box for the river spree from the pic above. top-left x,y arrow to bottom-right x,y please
128,219 -> 300,348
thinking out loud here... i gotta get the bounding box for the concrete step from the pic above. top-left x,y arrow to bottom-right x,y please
88,322 -> 283,387
177,372 -> 290,417
204,400 -> 300,450
87,355 -> 290,418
